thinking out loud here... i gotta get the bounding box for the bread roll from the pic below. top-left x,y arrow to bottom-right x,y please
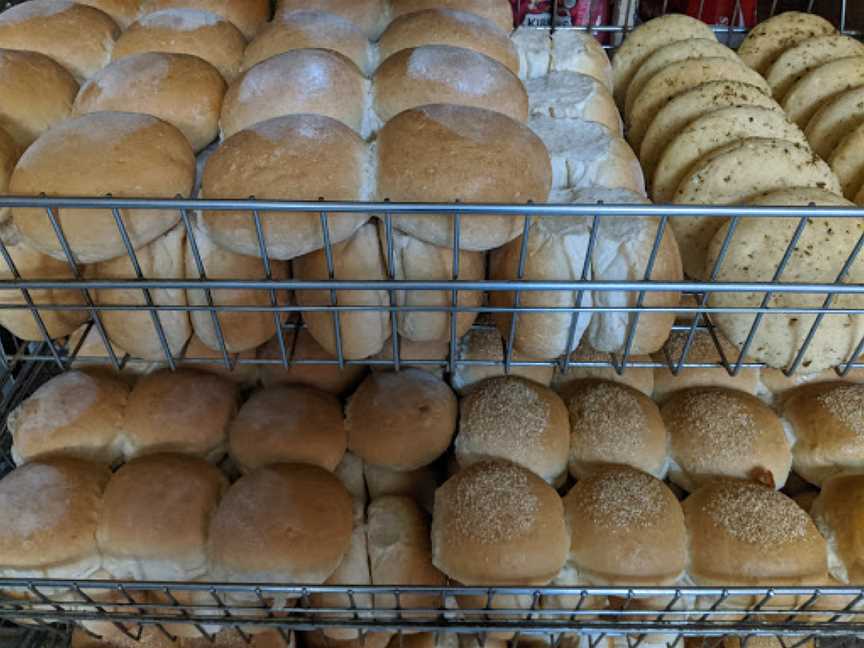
760,364 -> 864,402
371,337 -> 449,377
459,376 -> 568,485
551,342 -> 654,396
783,56 -> 864,129
526,72 -> 621,135
346,369 -> 456,471
335,451 -> 367,506
767,34 -> 864,101
550,29 -> 612,91
200,114 -> 370,261
9,371 -> 128,466
140,0 -> 269,39
563,379 -> 668,480
122,369 -> 237,461
0,0 -> 119,81
73,0 -> 139,28
0,50 -> 78,149
11,112 -> 194,264
389,0 -> 511,34
303,632 -> 393,648
114,10 -> 245,82
74,53 -> 225,153
737,11 -> 836,75
180,335 -> 259,386
811,473 -> 864,583
364,462 -> 438,514
275,0 -> 388,39
512,26 -> 551,80
242,10 -> 372,75
377,104 -> 551,251
830,121 -> 864,199
432,460 -> 568,585
805,86 -> 864,161
228,385 -> 346,474
67,323 -> 160,380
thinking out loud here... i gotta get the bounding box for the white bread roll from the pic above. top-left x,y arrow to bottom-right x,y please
0,50 -> 78,149
737,11 -> 837,75
432,460 -> 569,585
377,104 -> 552,251
563,379 -> 668,480
10,112 -> 194,264
525,72 -> 621,135
242,11 -> 373,75
0,458 -> 110,581
371,337 -> 449,377
9,371 -> 128,466
0,1 -> 119,81
122,369 -> 237,461
783,56 -> 864,129
805,85 -> 864,161
221,49 -> 366,138
364,462 -> 438,514
293,222 -> 390,360
550,29 -> 612,91
512,26 -> 551,80
74,52 -> 226,153
228,385 -> 346,474
114,10 -> 246,82
140,0 -> 269,40
389,0 -> 511,34
185,221 -> 288,353
662,387 -> 791,492
811,473 -> 864,583
275,0 -> 388,39
200,114 -> 370,261
180,335 -> 259,386
456,376 -> 569,484
379,9 -> 518,76
346,369 -> 457,471
551,342 -> 654,397
767,34 -> 864,101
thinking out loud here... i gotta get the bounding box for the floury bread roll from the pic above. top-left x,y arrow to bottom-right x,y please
9,371 -> 129,466
74,53 -> 226,153
511,27 -> 551,80
389,0 -> 512,34
377,104 -> 552,251
364,462 -> 438,514
766,34 -> 864,101
113,10 -> 246,82
275,0 -> 389,39
830,122 -> 864,200
782,56 -> 864,129
551,30 -> 613,91
551,342 -> 654,397
200,114 -> 369,261
140,0 -> 269,40
0,0 -> 119,81
737,11 -> 836,75
805,86 -> 864,161
525,72 -> 621,135
811,474 -> 864,583
11,112 -> 195,264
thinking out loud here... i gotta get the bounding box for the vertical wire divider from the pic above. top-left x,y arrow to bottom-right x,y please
562,211 -> 601,375
696,0 -> 707,23
448,209 -> 462,376
109,207 -> 176,370
704,319 -> 734,374
727,0 -> 743,45
504,210 -> 534,373
319,210 -> 346,369
840,0 -> 847,33
383,210 -> 401,372
784,224 -> 864,376
769,0 -> 779,18
624,0 -> 638,46
179,208 -> 232,371
44,205 -> 121,372
732,215 -> 811,376
251,207 -> 289,369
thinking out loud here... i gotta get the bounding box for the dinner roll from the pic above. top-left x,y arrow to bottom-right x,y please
760,365 -> 864,403
737,11 -> 836,75
371,337 -> 449,377
456,376 -> 569,484
551,29 -> 613,91
11,112 -> 194,264
432,460 -> 569,585
200,114 -> 369,261
346,369 -> 457,471
180,335 -> 259,386
525,72 -> 620,135
661,387 -> 791,492
140,0 -> 269,40
335,452 -> 367,507
811,473 -> 864,583
275,0 -> 388,39
74,53 -> 226,153
563,379 -> 668,480
377,104 -> 551,251
67,324 -> 157,380
364,462 -> 438,514
0,50 -> 78,149
122,369 -> 237,461
0,0 -> 119,81
228,385 -> 346,474
114,10 -> 245,82
766,34 -> 864,101
389,0 -> 512,35
783,56 -> 864,129
551,342 -> 654,397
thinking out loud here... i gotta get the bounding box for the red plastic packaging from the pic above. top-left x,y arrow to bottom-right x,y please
510,0 -> 608,28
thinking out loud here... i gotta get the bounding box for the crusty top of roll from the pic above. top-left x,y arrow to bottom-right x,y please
0,458 -> 111,570
563,464 -> 687,584
75,0 -> 140,28
431,460 -> 568,585
209,463 -> 353,583
552,342 -> 654,397
140,0 -> 270,40
811,473 -> 864,583
684,480 -> 827,585
276,0 -> 388,39
389,0 -> 513,34
346,369 -> 457,471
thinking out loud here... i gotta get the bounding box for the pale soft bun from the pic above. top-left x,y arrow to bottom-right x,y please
335,452 -> 367,506
122,369 -> 237,461
432,460 -> 569,585
74,52 -> 226,153
11,111 -> 194,264
767,34 -> 864,101
275,0 -> 388,39
832,122 -> 864,200
114,10 -> 245,82
180,335 -> 259,386
456,376 -> 569,485
209,463 -> 353,584
0,50 -> 78,149
200,113 -> 369,261
811,473 -> 864,583
242,11 -> 372,75
563,379 -> 668,480
389,0 -> 512,34
74,0 -> 140,28
140,0 -> 269,39
782,56 -> 864,129
9,370 -> 128,467
737,11 -> 836,75
551,342 -> 654,397
526,72 -> 620,135
563,464 -> 686,585
662,387 -> 791,492
805,85 -> 864,161
0,0 -> 119,81
512,26 -> 551,80
377,104 -> 551,251
371,337 -> 449,377
346,369 -> 456,471
364,462 -> 438,514
379,9 -> 518,76
222,49 -> 365,138
228,385 -> 346,474
551,29 -> 612,91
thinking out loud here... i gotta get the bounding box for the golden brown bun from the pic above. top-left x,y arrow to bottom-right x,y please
812,473 -> 864,583
432,460 -> 568,585
200,113 -> 369,261
551,342 -> 653,397
9,370 -> 129,466
114,9 -> 246,82
346,369 -> 457,471
389,0 -> 512,34
0,0 -> 119,81
179,334 -> 259,386
377,104 -> 551,251
364,462 -> 438,514
140,0 -> 269,39
11,112 -> 194,264
275,0 -> 388,39
209,463 -> 353,584
67,324 -> 158,380
228,385 -> 346,474
0,50 -> 77,149
371,337 -> 449,378
760,366 -> 864,402
74,0 -> 140,28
